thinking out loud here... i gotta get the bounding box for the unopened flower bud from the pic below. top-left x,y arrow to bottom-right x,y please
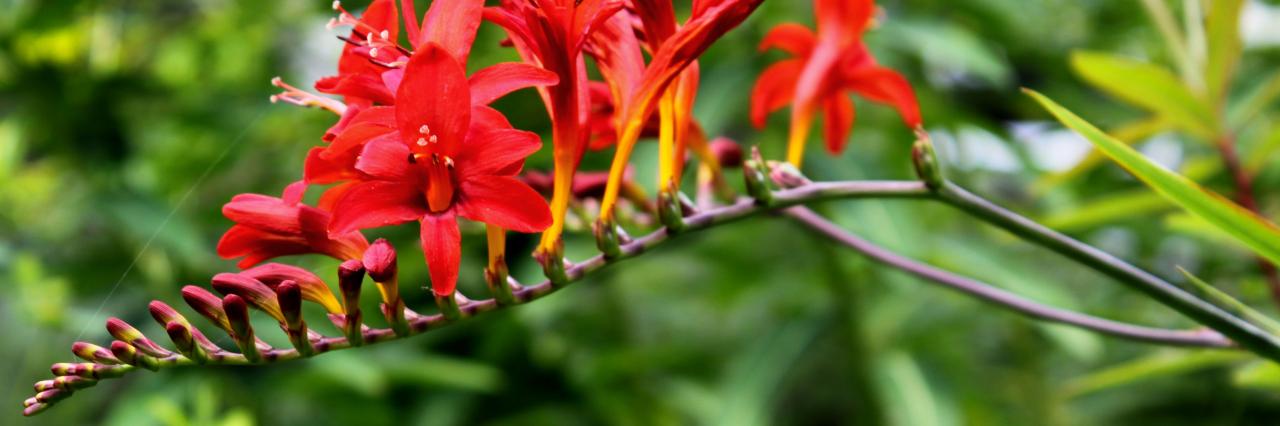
181,285 -> 230,332
275,280 -> 314,356
911,129 -> 943,190
338,260 -> 365,346
106,317 -> 171,358
165,322 -> 208,364
212,273 -> 285,322
71,342 -> 120,365
222,294 -> 261,363
710,137 -> 743,168
363,239 -> 398,283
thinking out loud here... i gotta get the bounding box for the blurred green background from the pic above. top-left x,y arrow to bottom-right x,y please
5,0 -> 1280,424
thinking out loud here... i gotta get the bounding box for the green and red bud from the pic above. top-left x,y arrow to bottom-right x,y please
71,342 -> 120,365
275,280 -> 314,356
106,317 -> 171,358
181,285 -> 231,332
337,260 -> 365,346
212,273 -> 285,322
222,294 -> 262,363
241,263 -> 344,314
164,322 -> 209,364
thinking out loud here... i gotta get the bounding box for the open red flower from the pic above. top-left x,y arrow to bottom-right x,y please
326,44 -> 552,296
750,0 -> 922,166
591,0 -> 764,222
217,181 -> 369,268
484,0 -> 624,253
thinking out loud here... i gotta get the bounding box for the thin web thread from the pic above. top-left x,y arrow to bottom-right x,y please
72,111 -> 266,341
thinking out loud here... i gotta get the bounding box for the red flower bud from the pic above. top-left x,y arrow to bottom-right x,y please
362,239 -> 398,283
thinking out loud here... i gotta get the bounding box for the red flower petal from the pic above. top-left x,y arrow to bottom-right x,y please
395,43 -> 471,158
758,23 -> 815,57
324,122 -> 397,160
456,126 -> 542,179
749,58 -> 803,129
314,73 -> 396,106
456,175 -> 552,233
419,212 -> 461,295
467,63 -> 559,106
845,66 -> 922,127
418,0 -> 484,64
815,0 -> 875,42
471,105 -> 513,130
354,136 -> 414,180
305,146 -> 358,185
328,181 -> 429,234
822,94 -> 855,154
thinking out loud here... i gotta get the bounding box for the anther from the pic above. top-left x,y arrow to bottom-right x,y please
428,135 -> 438,144
332,1 -> 341,10
444,156 -> 454,168
270,76 -> 283,86
368,48 -> 379,58
417,137 -> 428,146
419,125 -> 429,134
269,95 -> 279,103
380,30 -> 390,40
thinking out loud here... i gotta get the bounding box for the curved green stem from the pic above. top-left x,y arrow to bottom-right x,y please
935,181 -> 1280,360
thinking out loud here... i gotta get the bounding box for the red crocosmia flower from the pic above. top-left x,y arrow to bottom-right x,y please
217,181 -> 369,269
314,0 -> 402,141
326,44 -> 552,297
484,0 -> 625,254
750,0 -> 922,166
594,0 -> 765,223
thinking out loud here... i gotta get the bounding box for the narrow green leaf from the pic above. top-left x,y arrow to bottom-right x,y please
1041,190 -> 1172,231
1229,71 -> 1280,130
1176,266 -> 1280,336
1032,115 -> 1170,193
1062,351 -> 1250,398
1026,89 -> 1280,267
1069,50 -> 1217,138
1204,0 -> 1245,106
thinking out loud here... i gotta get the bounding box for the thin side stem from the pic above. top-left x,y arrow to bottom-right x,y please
784,206 -> 1231,348
935,181 -> 1280,361
1216,133 -> 1280,305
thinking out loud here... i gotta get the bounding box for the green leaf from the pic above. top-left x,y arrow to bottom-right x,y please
1026,89 -> 1280,267
1040,190 -> 1172,231
1229,71 -> 1280,130
1032,115 -> 1171,194
1069,50 -> 1217,138
1177,266 -> 1280,336
1204,0 -> 1245,106
1062,351 -> 1250,398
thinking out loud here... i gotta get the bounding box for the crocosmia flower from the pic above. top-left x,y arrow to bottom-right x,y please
325,44 -> 552,296
751,0 -> 922,166
217,181 -> 369,268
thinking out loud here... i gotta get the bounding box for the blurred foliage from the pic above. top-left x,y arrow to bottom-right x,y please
3,0 -> 1280,425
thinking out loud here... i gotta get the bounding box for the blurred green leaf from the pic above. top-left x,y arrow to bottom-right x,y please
1229,72 -> 1280,131
1069,50 -> 1216,139
1028,89 -> 1280,269
1204,0 -> 1244,106
1041,190 -> 1171,231
1176,267 -> 1280,335
1233,361 -> 1280,390
1033,115 -> 1171,193
1062,351 -> 1249,398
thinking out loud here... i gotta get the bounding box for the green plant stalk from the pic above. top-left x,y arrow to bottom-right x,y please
936,181 -> 1280,361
